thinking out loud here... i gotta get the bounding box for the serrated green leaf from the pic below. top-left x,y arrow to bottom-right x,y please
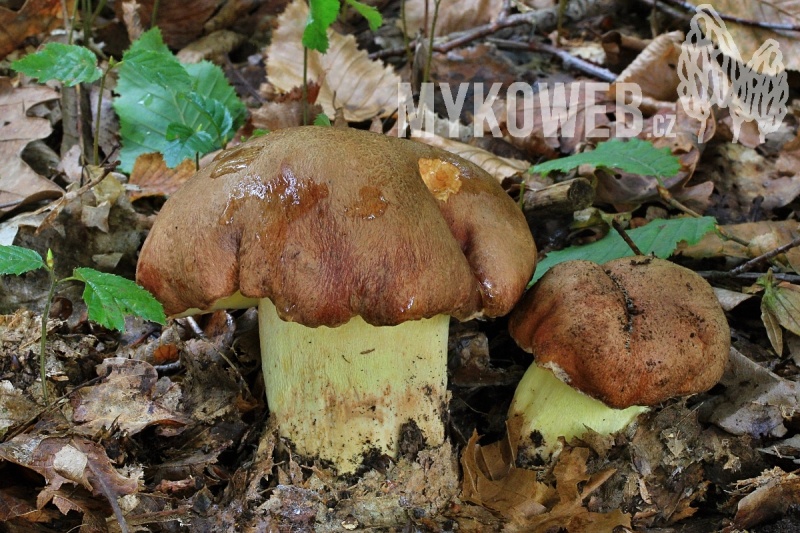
313,113 -> 332,126
530,138 -> 681,178
303,0 -> 341,53
162,128 -> 215,167
12,43 -> 101,86
0,245 -> 45,275
531,217 -> 716,284
344,0 -> 382,30
72,268 -> 166,331
114,29 -> 245,171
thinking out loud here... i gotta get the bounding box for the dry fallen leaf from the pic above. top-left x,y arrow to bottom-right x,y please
114,0 -> 222,48
685,0 -> 800,72
413,134 -> 532,182
401,0 -> 503,37
0,435 -> 139,507
0,78 -> 64,214
0,0 -> 68,59
266,0 -> 402,122
677,220 -> 800,273
699,347 -> 799,439
732,468 -> 800,529
128,152 -> 197,201
70,357 -> 188,436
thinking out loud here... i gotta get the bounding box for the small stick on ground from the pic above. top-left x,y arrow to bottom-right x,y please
522,178 -> 595,216
612,218 -> 643,255
729,234 -> 800,275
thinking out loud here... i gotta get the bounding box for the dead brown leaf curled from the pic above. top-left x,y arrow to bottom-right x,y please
266,0 -> 402,122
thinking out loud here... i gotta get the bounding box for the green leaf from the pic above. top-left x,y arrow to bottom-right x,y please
303,0 -> 341,53
313,113 -> 332,126
114,29 -> 245,172
344,0 -> 382,30
0,245 -> 45,275
530,138 -> 681,178
12,43 -> 101,87
531,217 -> 717,284
72,268 -> 166,331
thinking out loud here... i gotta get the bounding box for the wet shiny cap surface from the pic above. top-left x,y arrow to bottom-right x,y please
136,126 -> 537,327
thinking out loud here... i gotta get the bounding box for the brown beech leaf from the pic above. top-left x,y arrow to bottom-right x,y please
0,78 -> 64,214
699,348 -> 800,439
677,220 -> 800,273
401,0 -> 504,37
0,487 -> 60,522
0,0 -> 69,59
70,357 -> 188,436
114,0 -> 222,48
413,134 -> 532,182
129,152 -> 197,201
685,0 -> 800,72
266,0 -> 401,122
460,430 -> 555,521
611,31 -> 685,102
0,435 -> 139,505
733,469 -> 800,529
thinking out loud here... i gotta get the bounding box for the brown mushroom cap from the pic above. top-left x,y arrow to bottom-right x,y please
508,256 -> 730,409
136,126 -> 536,326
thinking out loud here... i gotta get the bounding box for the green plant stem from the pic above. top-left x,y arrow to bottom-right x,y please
302,46 -> 309,126
422,0 -> 442,84
151,0 -> 160,29
401,0 -> 412,64
39,266 -> 57,406
93,61 -> 115,166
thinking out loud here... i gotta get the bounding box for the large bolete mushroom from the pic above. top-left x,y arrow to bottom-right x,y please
136,126 -> 536,473
507,256 -> 730,459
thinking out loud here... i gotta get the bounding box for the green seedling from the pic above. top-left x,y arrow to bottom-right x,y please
13,28 -> 245,172
12,42 -> 117,166
114,28 -> 245,171
527,138 -> 715,282
301,0 -> 383,124
0,245 -> 165,404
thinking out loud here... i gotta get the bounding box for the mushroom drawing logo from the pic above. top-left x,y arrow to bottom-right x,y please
677,4 -> 789,143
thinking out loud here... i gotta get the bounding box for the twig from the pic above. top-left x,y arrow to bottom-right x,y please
490,38 -> 617,81
697,271 -> 800,284
730,234 -> 800,275
655,184 -> 751,248
648,0 -> 800,32
369,0 -> 611,60
612,218 -> 643,255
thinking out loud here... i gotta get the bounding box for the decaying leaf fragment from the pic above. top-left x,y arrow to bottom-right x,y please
732,468 -> 800,530
266,0 -> 401,122
0,435 -> 139,508
70,357 -> 187,436
0,78 -> 64,215
700,348 -> 800,439
0,0 -> 69,58
460,429 -> 631,531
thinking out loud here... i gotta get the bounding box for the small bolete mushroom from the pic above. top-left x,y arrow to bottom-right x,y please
507,256 -> 730,459
136,126 -> 537,473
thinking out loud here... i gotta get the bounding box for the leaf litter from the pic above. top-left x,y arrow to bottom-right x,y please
2,0 -> 800,530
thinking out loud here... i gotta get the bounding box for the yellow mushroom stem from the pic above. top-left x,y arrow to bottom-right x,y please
258,299 -> 449,474
508,364 -> 648,459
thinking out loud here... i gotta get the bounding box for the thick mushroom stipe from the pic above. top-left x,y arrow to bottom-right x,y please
136,126 -> 537,473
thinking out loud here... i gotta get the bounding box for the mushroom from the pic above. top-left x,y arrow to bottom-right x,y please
136,126 -> 537,473
507,256 -> 730,460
